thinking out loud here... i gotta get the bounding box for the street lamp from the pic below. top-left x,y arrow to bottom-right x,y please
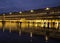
45,8 -> 50,15
30,10 -> 34,12
19,11 -> 22,14
9,12 -> 12,15
45,8 -> 50,10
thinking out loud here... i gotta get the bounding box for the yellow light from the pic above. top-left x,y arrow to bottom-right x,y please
20,18 -> 26,22
30,10 -> 34,12
56,22 -> 58,29
19,11 -> 22,14
45,8 -> 50,10
29,23 -> 33,27
35,24 -> 37,27
35,20 -> 41,22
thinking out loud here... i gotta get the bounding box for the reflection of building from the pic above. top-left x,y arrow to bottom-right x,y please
0,6 -> 60,30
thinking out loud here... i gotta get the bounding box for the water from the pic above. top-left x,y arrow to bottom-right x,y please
0,29 -> 60,43
0,21 -> 60,43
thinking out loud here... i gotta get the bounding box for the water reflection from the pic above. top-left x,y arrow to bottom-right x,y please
0,19 -> 60,33
19,29 -> 21,36
0,19 -> 60,42
45,35 -> 48,42
30,32 -> 32,42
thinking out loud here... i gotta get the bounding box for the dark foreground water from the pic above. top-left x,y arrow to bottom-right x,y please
0,29 -> 60,43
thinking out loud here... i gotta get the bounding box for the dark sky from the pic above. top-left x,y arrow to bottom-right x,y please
0,0 -> 60,13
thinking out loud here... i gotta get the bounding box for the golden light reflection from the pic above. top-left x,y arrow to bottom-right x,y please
35,24 -> 37,27
21,23 -> 26,28
35,20 -> 41,22
55,22 -> 58,29
0,19 -> 60,31
5,22 -> 17,30
0,22 -> 2,28
29,23 -> 33,28
20,18 -> 26,22
49,22 -> 52,28
45,22 -> 48,27
41,22 -> 44,27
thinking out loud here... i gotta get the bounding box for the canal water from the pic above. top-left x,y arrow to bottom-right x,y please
0,21 -> 60,43
0,29 -> 60,43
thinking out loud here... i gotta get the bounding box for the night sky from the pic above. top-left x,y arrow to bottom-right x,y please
0,0 -> 60,13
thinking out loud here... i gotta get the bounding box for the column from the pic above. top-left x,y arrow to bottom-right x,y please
28,22 -> 30,28
48,22 -> 49,28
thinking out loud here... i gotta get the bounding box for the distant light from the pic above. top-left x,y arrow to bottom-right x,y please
45,8 -> 50,10
19,11 -> 22,14
9,12 -> 12,14
3,14 -> 5,16
30,10 -> 34,12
